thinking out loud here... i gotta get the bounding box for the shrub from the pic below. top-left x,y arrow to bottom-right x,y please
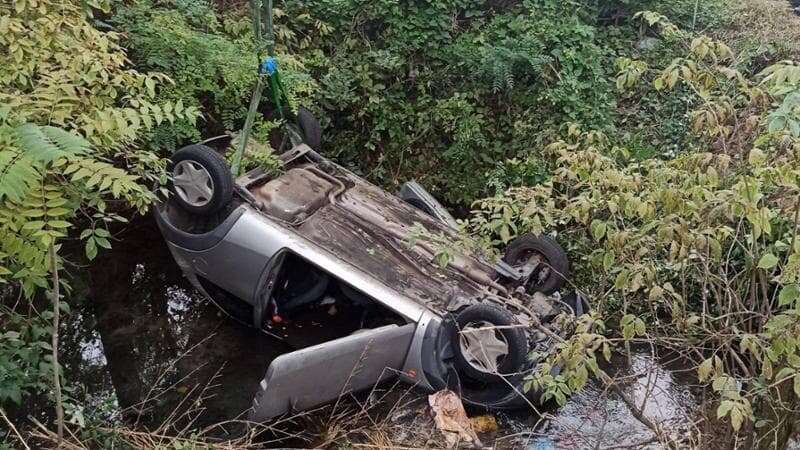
468,15 -> 800,447
0,0 -> 196,414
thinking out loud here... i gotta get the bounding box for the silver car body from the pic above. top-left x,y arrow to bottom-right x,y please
155,144 -> 565,421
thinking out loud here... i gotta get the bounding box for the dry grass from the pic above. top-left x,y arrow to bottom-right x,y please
25,384 -> 445,450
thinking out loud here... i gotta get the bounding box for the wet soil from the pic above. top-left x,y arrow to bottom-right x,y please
48,216 -> 711,448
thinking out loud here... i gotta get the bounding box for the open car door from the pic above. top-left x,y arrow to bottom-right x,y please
249,323 -> 416,422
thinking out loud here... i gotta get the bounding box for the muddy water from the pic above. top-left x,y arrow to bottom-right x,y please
60,218 -> 288,437
58,216 -> 705,448
515,352 -> 702,449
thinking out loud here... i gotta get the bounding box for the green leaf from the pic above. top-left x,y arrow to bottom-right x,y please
748,148 -> 766,167
730,406 -> 744,431
603,250 -> 615,271
85,238 -> 98,260
614,270 -> 630,290
698,358 -> 714,382
46,197 -> 67,208
47,221 -> 72,229
634,318 -> 646,336
762,358 -> 773,380
757,253 -> 779,269
779,285 -> 800,306
713,376 -> 736,393
499,225 -> 511,243
145,78 -> 156,97
775,367 -> 795,382
22,220 -> 45,230
591,220 -> 607,241
602,342 -> 611,361
95,237 -> 111,249
717,400 -> 734,419
47,207 -> 71,217
795,374 -> 800,397
15,124 -> 90,162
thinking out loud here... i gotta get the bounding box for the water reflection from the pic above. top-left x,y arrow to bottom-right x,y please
538,350 -> 701,449
57,217 -> 708,448
61,218 -> 288,435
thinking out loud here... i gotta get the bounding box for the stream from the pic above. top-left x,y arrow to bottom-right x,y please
51,216 -> 716,449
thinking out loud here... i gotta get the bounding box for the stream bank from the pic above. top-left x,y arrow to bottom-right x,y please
40,216 -> 724,448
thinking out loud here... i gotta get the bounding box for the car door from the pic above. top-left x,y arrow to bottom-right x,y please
249,323 -> 417,422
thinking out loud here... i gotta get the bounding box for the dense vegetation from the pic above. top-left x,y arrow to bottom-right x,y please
106,0 -> 727,205
2,0 -> 800,448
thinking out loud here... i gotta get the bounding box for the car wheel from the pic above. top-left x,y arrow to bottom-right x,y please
453,304 -> 528,383
297,106 -> 322,151
503,234 -> 569,295
169,144 -> 233,216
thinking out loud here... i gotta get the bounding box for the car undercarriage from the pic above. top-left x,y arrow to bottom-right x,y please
155,141 -> 584,421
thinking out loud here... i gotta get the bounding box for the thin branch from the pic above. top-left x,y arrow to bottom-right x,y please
49,243 -> 64,445
0,407 -> 31,450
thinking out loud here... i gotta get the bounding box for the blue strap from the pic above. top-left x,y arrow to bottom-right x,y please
259,57 -> 278,75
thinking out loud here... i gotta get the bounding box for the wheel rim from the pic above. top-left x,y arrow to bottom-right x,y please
173,160 -> 214,207
512,250 -> 551,290
458,321 -> 509,375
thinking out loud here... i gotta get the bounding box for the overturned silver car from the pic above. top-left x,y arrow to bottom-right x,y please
155,140 -> 585,422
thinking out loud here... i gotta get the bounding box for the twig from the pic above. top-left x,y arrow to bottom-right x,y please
599,370 -> 678,450
516,301 -> 680,449
329,339 -> 372,420
49,243 -> 64,446
0,407 -> 31,450
791,192 -> 800,256
600,436 -> 659,449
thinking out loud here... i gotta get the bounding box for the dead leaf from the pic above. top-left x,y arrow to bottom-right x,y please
469,414 -> 498,434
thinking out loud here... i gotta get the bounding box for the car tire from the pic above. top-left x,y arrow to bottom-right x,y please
562,291 -> 590,316
452,304 -> 528,383
503,234 -> 569,295
169,144 -> 233,216
297,106 -> 322,151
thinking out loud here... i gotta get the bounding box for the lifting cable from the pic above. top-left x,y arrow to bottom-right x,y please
231,0 -> 289,177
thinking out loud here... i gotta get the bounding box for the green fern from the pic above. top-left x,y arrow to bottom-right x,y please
15,124 -> 91,160
0,147 -> 40,203
0,124 -> 91,203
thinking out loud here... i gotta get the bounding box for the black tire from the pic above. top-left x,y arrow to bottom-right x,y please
297,106 -> 322,151
452,304 -> 528,383
562,291 -> 590,316
503,234 -> 569,295
169,144 -> 233,216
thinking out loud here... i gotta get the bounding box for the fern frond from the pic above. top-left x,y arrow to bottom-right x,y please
15,124 -> 90,162
0,147 -> 41,202
0,124 -> 92,202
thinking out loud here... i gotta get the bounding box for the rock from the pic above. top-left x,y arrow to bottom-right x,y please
636,37 -> 661,51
